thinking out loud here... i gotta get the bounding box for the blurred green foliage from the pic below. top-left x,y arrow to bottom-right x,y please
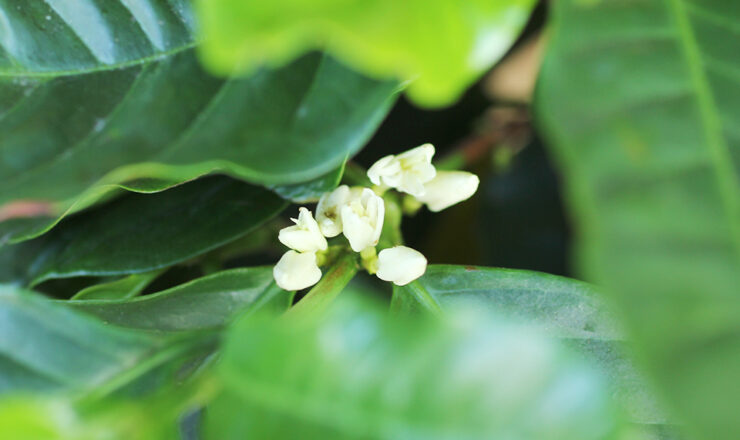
196,0 -> 535,106
537,0 -> 740,438
205,294 -> 624,439
0,0 -> 736,439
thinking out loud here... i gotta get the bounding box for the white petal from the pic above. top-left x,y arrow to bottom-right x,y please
397,143 -> 435,164
397,173 -> 427,197
273,251 -> 322,291
369,144 -> 437,196
417,171 -> 480,212
414,162 -> 437,184
278,208 -> 327,252
368,193 -> 385,245
367,155 -> 401,186
376,246 -> 427,286
316,185 -> 350,237
341,204 -> 376,252
339,188 -> 385,252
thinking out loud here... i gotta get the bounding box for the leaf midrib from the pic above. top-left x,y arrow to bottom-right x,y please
668,0 -> 740,262
0,42 -> 197,78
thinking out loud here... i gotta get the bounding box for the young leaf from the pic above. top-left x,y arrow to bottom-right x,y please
69,268 -> 293,331
204,295 -> 625,439
196,0 -> 536,107
537,1 -> 740,438
0,176 -> 286,285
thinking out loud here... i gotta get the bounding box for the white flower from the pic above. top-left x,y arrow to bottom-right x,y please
315,185 -> 353,237
376,246 -> 427,286
278,207 -> 327,252
341,188 -> 385,252
367,144 -> 436,196
416,171 -> 480,212
273,250 -> 322,291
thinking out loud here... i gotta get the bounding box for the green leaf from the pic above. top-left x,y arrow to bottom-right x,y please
269,163 -> 346,203
196,0 -> 535,107
0,383 -> 212,440
0,396 -> 177,440
69,268 -> 293,331
0,397 -> 90,440
392,265 -> 673,434
0,176 -> 286,285
391,265 -> 618,337
71,270 -> 163,300
0,50 -> 394,200
0,1 -> 195,74
204,295 -> 625,439
0,0 -> 397,239
537,1 -> 740,438
0,284 -> 167,394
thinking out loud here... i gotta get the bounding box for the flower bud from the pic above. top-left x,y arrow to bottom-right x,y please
273,250 -> 322,291
341,188 -> 385,252
315,185 -> 352,237
376,246 -> 427,286
278,207 -> 327,252
416,171 -> 479,212
367,144 -> 436,197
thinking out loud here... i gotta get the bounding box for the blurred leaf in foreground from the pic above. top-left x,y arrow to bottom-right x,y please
537,0 -> 740,438
393,265 -> 677,438
205,295 -> 625,440
196,0 -> 535,107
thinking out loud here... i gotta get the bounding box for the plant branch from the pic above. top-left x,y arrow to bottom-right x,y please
284,252 -> 359,318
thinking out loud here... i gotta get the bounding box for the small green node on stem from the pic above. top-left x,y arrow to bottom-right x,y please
316,245 -> 345,267
360,246 -> 378,274
402,194 -> 423,216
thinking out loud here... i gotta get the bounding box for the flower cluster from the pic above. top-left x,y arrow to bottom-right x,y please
273,144 -> 479,291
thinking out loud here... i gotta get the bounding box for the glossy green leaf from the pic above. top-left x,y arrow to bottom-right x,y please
0,0 -> 397,239
204,296 -> 625,440
69,268 -> 293,331
0,176 -> 286,285
0,284 -> 166,394
71,270 -> 163,300
0,49 -> 395,201
392,265 -> 617,338
392,265 -> 673,433
269,163 -> 346,203
196,0 -> 535,107
0,1 -> 195,74
537,1 -> 740,438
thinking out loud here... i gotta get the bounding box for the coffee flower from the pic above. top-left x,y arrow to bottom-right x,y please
341,188 -> 385,252
376,246 -> 427,286
315,185 -> 353,237
273,250 -> 322,291
367,144 -> 436,197
278,207 -> 327,253
416,171 -> 480,212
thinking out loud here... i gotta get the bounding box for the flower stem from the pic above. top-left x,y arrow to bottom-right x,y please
284,252 -> 359,318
